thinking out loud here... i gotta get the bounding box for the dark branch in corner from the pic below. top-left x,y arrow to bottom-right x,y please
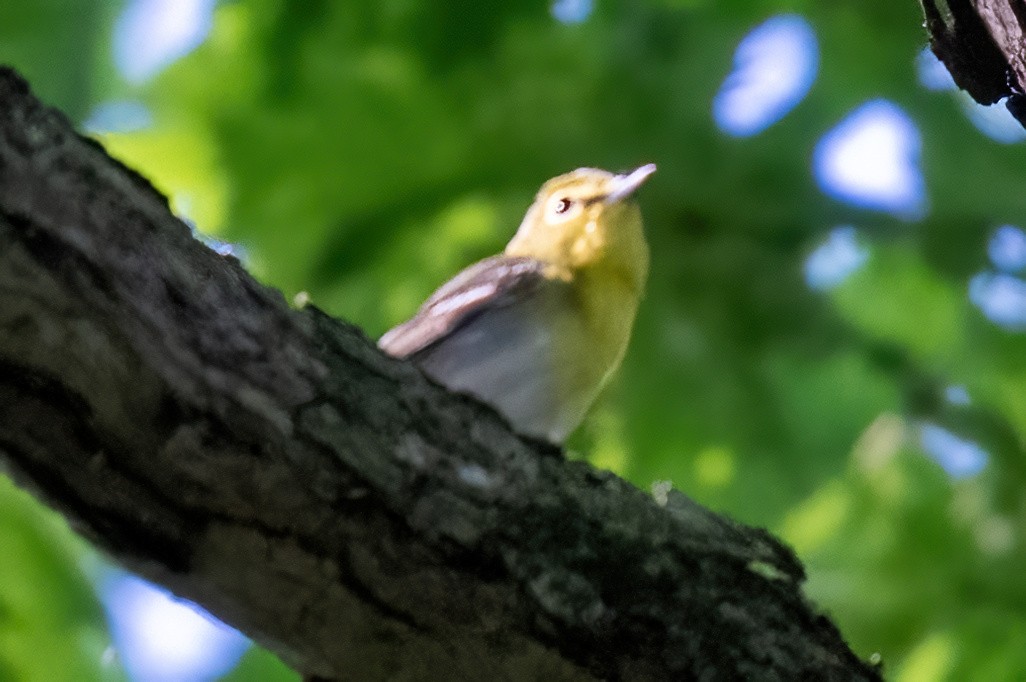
0,66 -> 879,680
920,0 -> 1026,127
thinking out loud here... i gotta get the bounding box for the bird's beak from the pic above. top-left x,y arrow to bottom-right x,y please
605,163 -> 657,204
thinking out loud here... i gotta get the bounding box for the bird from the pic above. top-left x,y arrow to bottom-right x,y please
379,164 -> 655,444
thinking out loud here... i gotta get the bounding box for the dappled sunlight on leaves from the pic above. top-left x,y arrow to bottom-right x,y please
804,225 -> 869,290
814,100 -> 927,219
714,14 -> 819,137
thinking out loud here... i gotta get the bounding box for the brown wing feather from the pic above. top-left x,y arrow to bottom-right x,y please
378,255 -> 549,358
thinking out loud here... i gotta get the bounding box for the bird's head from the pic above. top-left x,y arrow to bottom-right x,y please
505,164 -> 655,290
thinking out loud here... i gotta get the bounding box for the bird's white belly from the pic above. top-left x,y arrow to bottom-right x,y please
413,304 -> 577,442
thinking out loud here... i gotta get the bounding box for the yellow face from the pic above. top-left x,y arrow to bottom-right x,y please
505,166 -> 654,290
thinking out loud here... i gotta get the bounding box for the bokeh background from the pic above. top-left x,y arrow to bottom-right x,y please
4,0 -> 1026,680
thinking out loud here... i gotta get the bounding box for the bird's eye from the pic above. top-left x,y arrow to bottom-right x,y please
554,198 -> 573,214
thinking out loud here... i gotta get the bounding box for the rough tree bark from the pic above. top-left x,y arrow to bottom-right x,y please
920,0 -> 1026,125
0,67 -> 879,680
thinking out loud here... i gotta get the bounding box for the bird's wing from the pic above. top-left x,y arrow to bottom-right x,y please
378,255 -> 552,358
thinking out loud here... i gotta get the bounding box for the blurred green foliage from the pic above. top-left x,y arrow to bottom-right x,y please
3,0 -> 1026,680
0,476 -> 123,682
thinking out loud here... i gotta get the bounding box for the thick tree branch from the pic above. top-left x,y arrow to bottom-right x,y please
0,67 -> 878,680
920,0 -> 1026,125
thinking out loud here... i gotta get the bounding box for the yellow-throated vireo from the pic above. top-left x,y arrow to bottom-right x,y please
380,165 -> 655,443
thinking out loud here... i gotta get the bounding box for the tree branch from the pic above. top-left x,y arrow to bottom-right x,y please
0,67 -> 878,680
920,0 -> 1026,125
